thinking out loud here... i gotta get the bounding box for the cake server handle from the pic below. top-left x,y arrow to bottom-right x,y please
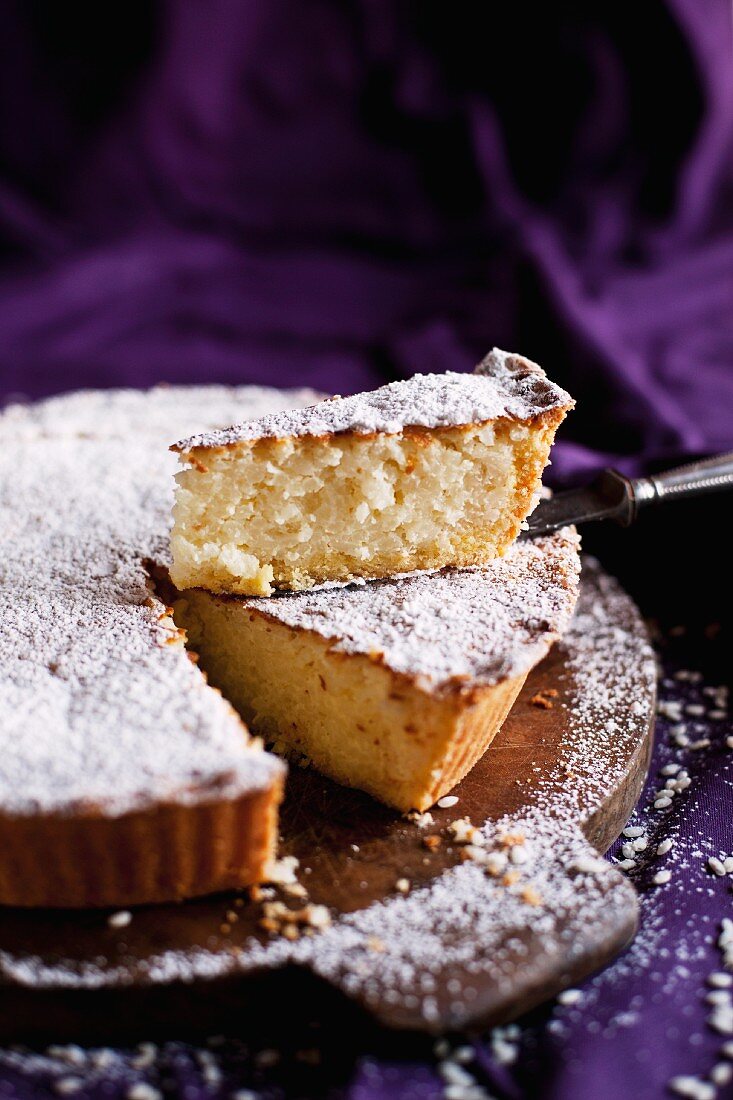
525,451 -> 733,537
632,450 -> 733,506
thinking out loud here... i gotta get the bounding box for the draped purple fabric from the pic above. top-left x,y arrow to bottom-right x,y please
1,2 -> 731,478
1,4 -> 732,1098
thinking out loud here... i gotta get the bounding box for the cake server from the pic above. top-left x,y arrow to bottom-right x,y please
525,451 -> 733,537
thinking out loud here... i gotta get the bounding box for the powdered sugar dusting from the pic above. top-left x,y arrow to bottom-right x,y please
241,528 -> 581,693
0,385 -> 318,816
2,384 -> 316,444
173,349 -> 573,451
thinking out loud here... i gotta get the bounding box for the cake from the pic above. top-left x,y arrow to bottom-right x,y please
169,349 -> 573,596
173,529 -> 580,812
0,384 -> 317,908
0,382 -> 578,908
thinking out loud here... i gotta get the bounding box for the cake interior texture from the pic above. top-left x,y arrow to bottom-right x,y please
171,416 -> 563,596
175,591 -> 526,812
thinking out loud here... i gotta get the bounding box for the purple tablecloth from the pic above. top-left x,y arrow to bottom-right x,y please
1,3 -> 732,1097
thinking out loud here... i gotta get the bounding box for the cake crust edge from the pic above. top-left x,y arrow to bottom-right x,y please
0,780 -> 284,908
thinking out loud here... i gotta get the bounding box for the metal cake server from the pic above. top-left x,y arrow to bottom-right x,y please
525,451 -> 733,538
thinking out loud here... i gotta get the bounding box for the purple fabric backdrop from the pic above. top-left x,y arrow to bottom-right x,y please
1,4 -> 733,1098
1,1 -> 731,478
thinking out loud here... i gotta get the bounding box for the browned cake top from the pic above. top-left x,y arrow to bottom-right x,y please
173,348 -> 573,453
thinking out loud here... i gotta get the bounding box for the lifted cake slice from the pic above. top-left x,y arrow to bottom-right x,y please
170,349 -> 573,595
173,528 -> 580,812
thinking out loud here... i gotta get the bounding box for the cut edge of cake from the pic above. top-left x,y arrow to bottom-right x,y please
169,349 -> 574,596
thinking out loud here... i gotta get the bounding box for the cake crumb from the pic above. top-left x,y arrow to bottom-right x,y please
259,899 -> 331,938
264,855 -> 300,885
499,832 -> 525,848
485,851 -> 509,877
407,810 -> 434,828
521,885 -> 543,906
530,689 -> 558,709
283,882 -> 308,900
447,817 -> 483,845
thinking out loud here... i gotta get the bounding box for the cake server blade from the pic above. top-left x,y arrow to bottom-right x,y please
524,451 -> 733,538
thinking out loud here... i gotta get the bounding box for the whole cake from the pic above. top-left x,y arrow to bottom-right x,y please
170,350 -> 573,596
0,383 -> 578,907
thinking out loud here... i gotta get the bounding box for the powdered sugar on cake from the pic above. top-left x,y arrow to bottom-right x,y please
173,349 -> 573,452
2,384 -> 317,444
0,385 -> 317,816
243,529 -> 581,693
0,379 -> 574,817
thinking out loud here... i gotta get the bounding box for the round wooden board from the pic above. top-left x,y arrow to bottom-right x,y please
0,559 -> 655,1040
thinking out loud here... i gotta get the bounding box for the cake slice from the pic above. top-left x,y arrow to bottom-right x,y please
172,528 -> 580,812
169,349 -> 573,596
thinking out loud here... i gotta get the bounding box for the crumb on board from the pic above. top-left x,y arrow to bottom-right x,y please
530,688 -> 559,709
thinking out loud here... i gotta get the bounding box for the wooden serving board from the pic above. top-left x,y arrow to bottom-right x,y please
0,559 -> 655,1040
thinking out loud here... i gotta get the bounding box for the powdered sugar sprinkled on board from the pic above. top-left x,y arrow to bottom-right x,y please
173,349 -> 573,452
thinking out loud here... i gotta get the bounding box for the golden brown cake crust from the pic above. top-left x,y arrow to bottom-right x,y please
172,348 -> 573,454
0,783 -> 283,908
